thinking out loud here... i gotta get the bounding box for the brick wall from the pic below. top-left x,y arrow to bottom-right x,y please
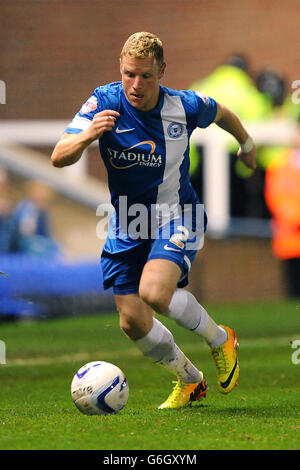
1,0 -> 299,120
188,237 -> 286,303
1,1 -> 295,301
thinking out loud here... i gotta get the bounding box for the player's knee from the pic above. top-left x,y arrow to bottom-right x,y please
139,282 -> 172,314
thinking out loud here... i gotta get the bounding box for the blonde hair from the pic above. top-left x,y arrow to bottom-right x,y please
120,32 -> 164,67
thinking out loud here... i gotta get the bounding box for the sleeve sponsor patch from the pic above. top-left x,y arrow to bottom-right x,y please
196,91 -> 210,107
80,95 -> 98,114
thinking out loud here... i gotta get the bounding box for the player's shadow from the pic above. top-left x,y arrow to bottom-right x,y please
182,404 -> 295,418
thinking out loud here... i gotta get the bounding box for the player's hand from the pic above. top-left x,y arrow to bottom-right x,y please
237,144 -> 257,170
86,110 -> 120,141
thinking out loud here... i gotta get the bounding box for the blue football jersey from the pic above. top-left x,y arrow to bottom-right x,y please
65,82 -> 217,250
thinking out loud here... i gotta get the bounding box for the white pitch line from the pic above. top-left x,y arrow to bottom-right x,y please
2,348 -> 140,368
1,335 -> 297,368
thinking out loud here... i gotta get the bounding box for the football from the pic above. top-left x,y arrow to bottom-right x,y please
71,361 -> 129,415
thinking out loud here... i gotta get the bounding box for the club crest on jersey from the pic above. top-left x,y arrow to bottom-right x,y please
80,96 -> 97,114
167,122 -> 184,139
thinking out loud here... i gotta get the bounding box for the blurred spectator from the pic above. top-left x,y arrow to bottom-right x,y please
190,53 -> 273,126
10,180 -> 61,257
265,149 -> 300,297
260,69 -> 300,297
189,54 -> 273,216
0,168 -> 14,253
256,68 -> 300,167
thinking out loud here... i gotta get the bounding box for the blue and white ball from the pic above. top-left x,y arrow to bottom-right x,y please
71,361 -> 129,415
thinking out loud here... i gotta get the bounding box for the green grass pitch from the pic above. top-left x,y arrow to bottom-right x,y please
0,298 -> 299,450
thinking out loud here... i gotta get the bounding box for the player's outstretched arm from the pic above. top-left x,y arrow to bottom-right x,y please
51,110 -> 120,168
214,103 -> 257,170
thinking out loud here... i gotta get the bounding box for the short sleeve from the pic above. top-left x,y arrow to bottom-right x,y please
194,91 -> 217,128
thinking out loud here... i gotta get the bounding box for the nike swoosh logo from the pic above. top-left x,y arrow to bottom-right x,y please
116,127 -> 135,134
164,244 -> 182,253
220,358 -> 238,389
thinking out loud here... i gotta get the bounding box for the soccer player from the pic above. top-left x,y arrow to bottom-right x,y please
51,32 -> 256,409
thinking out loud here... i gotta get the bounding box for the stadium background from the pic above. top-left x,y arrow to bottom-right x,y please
0,0 -> 299,309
